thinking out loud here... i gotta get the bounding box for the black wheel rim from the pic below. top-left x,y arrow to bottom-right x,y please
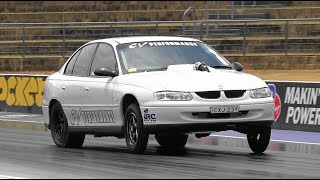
54,109 -> 65,140
127,112 -> 138,145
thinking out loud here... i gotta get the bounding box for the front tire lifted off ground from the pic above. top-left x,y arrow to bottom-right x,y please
155,133 -> 188,149
247,126 -> 271,154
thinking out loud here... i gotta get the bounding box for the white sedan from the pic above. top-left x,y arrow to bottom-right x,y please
42,36 -> 274,154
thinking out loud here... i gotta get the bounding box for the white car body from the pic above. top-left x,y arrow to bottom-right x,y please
42,36 -> 274,153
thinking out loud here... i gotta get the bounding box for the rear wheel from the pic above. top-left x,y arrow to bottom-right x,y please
124,103 -> 149,154
247,126 -> 271,153
155,133 -> 188,149
50,102 -> 85,148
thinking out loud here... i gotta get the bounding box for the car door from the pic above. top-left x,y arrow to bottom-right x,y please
81,43 -> 118,127
60,43 -> 98,127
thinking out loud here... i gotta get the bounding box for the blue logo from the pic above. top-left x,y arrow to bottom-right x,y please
268,83 -> 281,121
268,84 -> 276,99
144,109 -> 156,120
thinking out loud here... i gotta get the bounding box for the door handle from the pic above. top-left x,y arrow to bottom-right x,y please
61,86 -> 66,91
84,87 -> 89,92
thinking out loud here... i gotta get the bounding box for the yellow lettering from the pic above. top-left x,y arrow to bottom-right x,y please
6,76 -> 17,106
15,77 -> 29,106
24,77 -> 37,106
0,77 -> 7,100
36,77 -> 45,107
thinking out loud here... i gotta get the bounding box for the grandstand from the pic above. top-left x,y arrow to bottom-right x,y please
0,1 -> 319,77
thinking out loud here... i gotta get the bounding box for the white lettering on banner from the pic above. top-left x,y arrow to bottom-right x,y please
138,42 -> 147,47
129,42 -> 148,48
284,87 -> 320,105
129,43 -> 137,48
156,42 -> 163,46
286,107 -> 320,125
129,41 -> 199,48
286,107 -> 294,123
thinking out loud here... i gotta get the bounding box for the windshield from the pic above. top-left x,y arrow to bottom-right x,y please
117,41 -> 231,73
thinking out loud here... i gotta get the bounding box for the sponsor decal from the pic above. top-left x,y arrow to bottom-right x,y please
70,108 -> 115,125
128,41 -> 198,48
143,109 -> 156,123
0,76 -> 45,107
284,87 -> 320,125
128,68 -> 137,72
268,84 -> 281,121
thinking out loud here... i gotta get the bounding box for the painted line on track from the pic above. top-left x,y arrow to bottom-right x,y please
211,134 -> 320,146
0,119 -> 43,124
0,175 -> 26,179
0,114 -> 40,117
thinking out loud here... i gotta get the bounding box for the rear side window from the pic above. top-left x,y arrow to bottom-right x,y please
90,43 -> 117,76
72,43 -> 98,76
64,50 -> 81,75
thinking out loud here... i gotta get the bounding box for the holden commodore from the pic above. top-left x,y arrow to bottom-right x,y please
42,36 -> 274,154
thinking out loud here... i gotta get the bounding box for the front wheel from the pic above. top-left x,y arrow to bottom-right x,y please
247,126 -> 271,154
50,102 -> 85,148
124,103 -> 149,154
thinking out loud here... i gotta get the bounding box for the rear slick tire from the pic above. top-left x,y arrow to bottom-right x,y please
50,102 -> 85,148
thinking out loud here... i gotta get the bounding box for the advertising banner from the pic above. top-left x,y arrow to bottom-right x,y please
266,81 -> 320,132
0,74 -> 47,114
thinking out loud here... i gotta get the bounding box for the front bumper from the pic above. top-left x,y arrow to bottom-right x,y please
140,102 -> 274,133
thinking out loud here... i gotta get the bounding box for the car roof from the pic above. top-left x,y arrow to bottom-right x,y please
90,36 -> 200,44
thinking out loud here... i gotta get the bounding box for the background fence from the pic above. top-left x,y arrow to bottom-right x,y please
1,18 -> 320,57
0,1 -> 320,71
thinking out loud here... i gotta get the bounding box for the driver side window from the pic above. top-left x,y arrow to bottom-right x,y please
90,43 -> 117,76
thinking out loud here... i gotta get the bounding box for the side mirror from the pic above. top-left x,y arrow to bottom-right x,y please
94,67 -> 118,77
232,62 -> 244,72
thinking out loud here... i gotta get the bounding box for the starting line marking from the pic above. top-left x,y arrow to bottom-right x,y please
210,134 -> 320,146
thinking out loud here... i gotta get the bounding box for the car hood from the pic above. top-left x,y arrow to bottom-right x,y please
117,64 -> 267,92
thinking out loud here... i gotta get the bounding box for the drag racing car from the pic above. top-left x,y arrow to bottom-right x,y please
42,36 -> 274,154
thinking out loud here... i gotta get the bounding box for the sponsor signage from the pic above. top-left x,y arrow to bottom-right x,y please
128,41 -> 199,48
0,74 -> 47,114
143,109 -> 156,124
266,81 -> 320,132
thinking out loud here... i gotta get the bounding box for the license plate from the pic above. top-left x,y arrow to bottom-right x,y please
210,106 -> 239,113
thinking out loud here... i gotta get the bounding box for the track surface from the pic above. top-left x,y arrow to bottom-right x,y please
1,126 -> 320,179
1,112 -> 320,179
